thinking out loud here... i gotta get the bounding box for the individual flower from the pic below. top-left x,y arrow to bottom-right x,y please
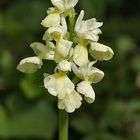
75,10 -> 103,42
17,57 -> 43,74
51,0 -> 79,13
72,62 -> 104,103
43,16 -> 67,41
44,72 -> 75,99
72,61 -> 104,82
89,42 -> 114,61
58,90 -> 82,113
30,42 -> 55,60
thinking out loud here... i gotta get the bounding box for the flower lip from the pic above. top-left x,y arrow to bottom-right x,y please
57,90 -> 82,113
44,72 -> 75,99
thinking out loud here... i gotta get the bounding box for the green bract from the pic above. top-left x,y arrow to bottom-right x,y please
17,0 -> 114,113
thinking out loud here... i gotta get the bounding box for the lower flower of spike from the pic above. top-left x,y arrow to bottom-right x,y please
44,72 -> 74,99
58,90 -> 82,113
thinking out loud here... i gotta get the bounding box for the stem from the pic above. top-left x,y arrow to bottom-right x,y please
69,9 -> 75,41
59,110 -> 68,140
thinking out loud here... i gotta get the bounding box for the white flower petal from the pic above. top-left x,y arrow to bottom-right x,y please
41,13 -> 60,27
30,42 -> 46,56
17,57 -> 42,74
51,0 -> 65,12
57,60 -> 71,72
72,63 -> 85,80
73,44 -> 88,67
90,42 -> 114,61
51,0 -> 79,12
75,10 -> 84,32
43,26 -> 65,41
44,73 -> 74,99
55,39 -> 73,63
88,67 -> 104,83
77,81 -> 95,103
30,42 -> 55,60
57,90 -> 82,113
82,31 -> 99,42
65,0 -> 79,10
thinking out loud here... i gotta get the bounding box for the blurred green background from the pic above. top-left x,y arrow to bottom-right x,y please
0,0 -> 140,140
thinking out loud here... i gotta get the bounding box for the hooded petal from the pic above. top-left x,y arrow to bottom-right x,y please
58,90 -> 82,113
57,60 -> 71,72
44,72 -> 74,99
77,81 -> 95,103
73,43 -> 88,67
41,13 -> 60,27
87,67 -> 104,83
90,42 -> 114,61
17,57 -> 42,74
55,39 -> 73,63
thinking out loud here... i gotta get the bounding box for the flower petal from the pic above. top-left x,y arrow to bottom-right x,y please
44,73 -> 75,99
55,39 -> 73,63
72,63 -> 85,80
51,0 -> 65,12
75,10 -> 84,32
17,57 -> 42,74
30,42 -> 55,60
58,90 -> 82,113
30,42 -> 46,56
57,60 -> 71,72
90,42 -> 114,61
88,67 -> 104,83
41,13 -> 60,27
73,44 -> 88,67
77,81 -> 95,103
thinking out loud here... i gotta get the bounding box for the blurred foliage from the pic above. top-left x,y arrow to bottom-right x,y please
0,0 -> 140,140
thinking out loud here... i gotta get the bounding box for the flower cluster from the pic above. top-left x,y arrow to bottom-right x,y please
17,0 -> 114,113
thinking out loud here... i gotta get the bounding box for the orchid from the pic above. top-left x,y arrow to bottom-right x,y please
17,0 -> 114,139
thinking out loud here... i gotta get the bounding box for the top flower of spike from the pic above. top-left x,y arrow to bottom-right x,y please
17,0 -> 114,113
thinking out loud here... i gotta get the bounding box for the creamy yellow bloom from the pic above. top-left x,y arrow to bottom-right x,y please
44,72 -> 74,99
43,16 -> 67,41
17,57 -> 42,74
72,62 -> 104,83
75,10 -> 102,42
58,90 -> 82,113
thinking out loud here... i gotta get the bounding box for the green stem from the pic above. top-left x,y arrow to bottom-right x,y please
59,110 -> 68,140
69,9 -> 75,41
